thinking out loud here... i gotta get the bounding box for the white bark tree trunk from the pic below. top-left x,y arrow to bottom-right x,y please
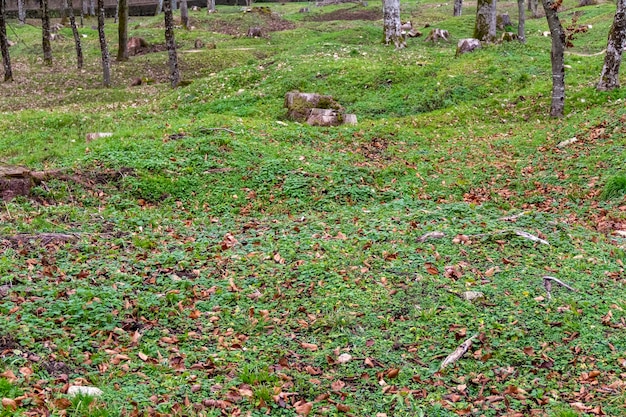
207,0 -> 215,12
17,0 -> 25,24
453,0 -> 462,16
518,0 -> 526,43
383,0 -> 405,48
541,0 -> 565,117
597,0 -> 626,91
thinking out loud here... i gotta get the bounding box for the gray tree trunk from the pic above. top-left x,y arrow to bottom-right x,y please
180,0 -> 188,29
89,0 -> 95,15
163,0 -> 180,87
17,0 -> 25,24
518,0 -> 526,43
597,0 -> 626,91
453,0 -> 462,16
529,0 -> 538,18
207,0 -> 215,13
97,0 -> 111,87
474,0 -> 496,42
41,0 -> 52,66
0,0 -> 13,81
383,0 -> 405,48
155,0 -> 163,15
66,0 -> 83,68
171,0 -> 176,11
541,0 -> 565,117
117,0 -> 128,61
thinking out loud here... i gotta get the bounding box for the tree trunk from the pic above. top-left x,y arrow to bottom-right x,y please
597,0 -> 626,91
474,0 -> 496,42
517,0 -> 526,43
41,0 -> 52,66
180,0 -> 188,29
89,0 -> 95,16
383,0 -> 405,48
155,0 -> 163,15
171,0 -> 176,11
207,0 -> 215,13
80,0 -> 84,25
97,0 -> 111,86
163,0 -> 180,87
541,0 -> 565,117
529,0 -> 538,18
117,0 -> 128,61
0,0 -> 13,81
67,0 -> 83,68
453,0 -> 462,16
17,0 -> 25,24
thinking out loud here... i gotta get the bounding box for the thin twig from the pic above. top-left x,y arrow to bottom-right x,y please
3,201 -> 11,220
543,276 -> 577,292
440,334 -> 477,370
198,127 -> 238,135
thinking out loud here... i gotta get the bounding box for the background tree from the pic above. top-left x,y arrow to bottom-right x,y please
383,0 -> 405,48
528,0 -> 539,18
453,0 -> 462,16
17,0 -> 25,24
117,0 -> 129,61
180,0 -> 189,30
97,0 -> 111,86
518,0 -> 526,42
207,0 -> 215,13
163,0 -> 180,87
541,0 -> 565,117
65,0 -> 83,68
0,0 -> 12,81
474,0 -> 496,41
41,0 -> 52,66
597,0 -> 626,90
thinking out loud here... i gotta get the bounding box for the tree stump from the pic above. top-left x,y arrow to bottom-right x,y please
456,38 -> 481,56
501,31 -> 518,42
284,92 -> 343,122
497,13 -> 512,30
425,28 -> 450,42
0,166 -> 33,200
127,37 -> 148,56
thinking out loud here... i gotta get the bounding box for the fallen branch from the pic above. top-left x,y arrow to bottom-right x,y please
417,231 -> 446,242
1,233 -> 79,246
469,229 -> 549,245
543,275 -> 577,300
440,334 -> 477,370
514,230 -> 549,245
198,127 -> 238,135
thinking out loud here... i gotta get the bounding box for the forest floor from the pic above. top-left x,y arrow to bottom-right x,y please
0,0 -> 625,416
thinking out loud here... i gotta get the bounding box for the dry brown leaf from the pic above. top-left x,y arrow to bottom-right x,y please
294,401 -> 313,416
138,352 -> 148,361
300,342 -> 318,351
1,398 -> 17,411
331,380 -> 346,391
336,403 -> 350,412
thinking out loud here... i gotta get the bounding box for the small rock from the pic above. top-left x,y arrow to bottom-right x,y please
556,137 -> 578,148
462,291 -> 484,301
456,38 -> 481,56
67,386 -> 103,397
337,353 -> 352,363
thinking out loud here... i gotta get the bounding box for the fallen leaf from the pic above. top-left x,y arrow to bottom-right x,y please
1,398 -> 17,411
294,401 -> 312,415
300,342 -> 318,351
331,380 -> 346,391
336,403 -> 350,412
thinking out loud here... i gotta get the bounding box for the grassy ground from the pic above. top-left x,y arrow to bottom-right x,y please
0,1 -> 625,416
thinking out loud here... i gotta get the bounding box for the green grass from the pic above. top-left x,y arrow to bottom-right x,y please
1,1 -> 626,416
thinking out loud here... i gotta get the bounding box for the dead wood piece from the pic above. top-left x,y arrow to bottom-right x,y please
127,36 -> 149,56
306,108 -> 341,126
425,28 -> 450,43
417,231 -> 446,242
498,212 -> 527,221
247,27 -> 262,38
496,13 -> 512,30
440,334 -> 477,369
284,92 -> 344,122
1,233 -> 79,246
198,127 -> 237,135
501,32 -> 518,42
543,275 -> 576,300
456,38 -> 481,56
514,230 -> 549,245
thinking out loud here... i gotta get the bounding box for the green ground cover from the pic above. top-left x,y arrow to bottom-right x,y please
0,1 -> 625,415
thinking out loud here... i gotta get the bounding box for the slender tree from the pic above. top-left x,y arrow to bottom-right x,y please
518,0 -> 526,43
163,0 -> 180,87
207,0 -> 215,13
41,0 -> 52,66
66,0 -> 83,68
474,0 -> 496,42
453,0 -> 462,17
597,0 -> 626,91
0,0 -> 13,81
528,0 -> 539,18
541,0 -> 565,117
17,0 -> 25,24
383,0 -> 405,48
89,0 -> 95,16
155,0 -> 163,15
97,0 -> 111,86
117,0 -> 129,61
180,0 -> 189,30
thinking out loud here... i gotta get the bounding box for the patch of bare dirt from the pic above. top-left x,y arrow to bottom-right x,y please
308,8 -> 381,22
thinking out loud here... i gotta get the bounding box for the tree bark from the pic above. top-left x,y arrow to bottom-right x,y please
474,0 -> 496,42
97,0 -> 111,87
41,0 -> 52,66
155,0 -> 163,15
0,0 -> 12,82
529,0 -> 538,18
518,0 -> 526,43
207,0 -> 215,13
383,0 -> 406,48
453,0 -> 462,16
163,0 -> 180,87
597,0 -> 626,91
180,0 -> 188,29
541,0 -> 565,117
17,0 -> 25,24
67,0 -> 83,68
117,0 -> 129,61
89,0 -> 95,16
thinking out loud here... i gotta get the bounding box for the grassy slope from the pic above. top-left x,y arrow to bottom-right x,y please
0,1 -> 625,416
